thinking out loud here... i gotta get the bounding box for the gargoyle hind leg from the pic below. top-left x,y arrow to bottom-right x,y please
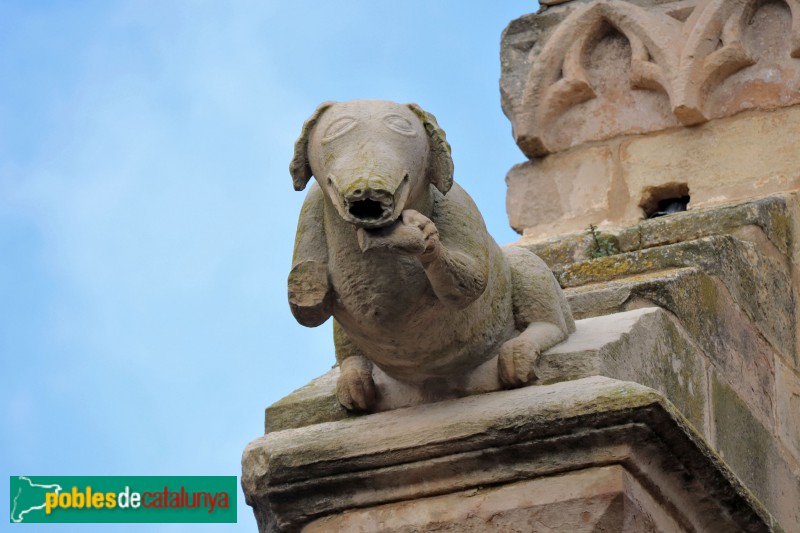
334,319 -> 377,411
498,246 -> 576,388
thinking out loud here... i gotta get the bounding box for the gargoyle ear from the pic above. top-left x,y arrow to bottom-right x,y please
407,103 -> 454,195
289,101 -> 335,191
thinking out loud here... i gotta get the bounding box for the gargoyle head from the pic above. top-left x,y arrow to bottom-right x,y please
290,99 -> 453,229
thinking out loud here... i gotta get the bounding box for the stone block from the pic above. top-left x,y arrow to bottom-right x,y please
541,307 -> 708,436
243,376 -> 774,532
263,371 -> 356,434
597,309 -> 708,436
662,273 -> 778,437
776,359 -> 800,464
564,265 -> 778,432
509,106 -> 800,239
507,145 -> 614,235
712,373 -> 800,530
565,267 -> 693,319
620,107 -> 800,219
303,466 -> 681,533
612,194 -> 794,259
524,194 -> 800,377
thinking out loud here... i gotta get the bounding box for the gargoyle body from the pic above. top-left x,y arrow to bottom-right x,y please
288,99 -> 574,411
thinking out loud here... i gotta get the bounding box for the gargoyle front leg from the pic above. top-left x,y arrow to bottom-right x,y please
334,320 -> 377,412
401,210 -> 488,308
356,207 -> 488,308
497,246 -> 575,388
497,322 -> 566,387
288,184 -> 333,327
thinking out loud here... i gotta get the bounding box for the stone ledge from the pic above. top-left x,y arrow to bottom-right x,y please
262,370 -> 355,434
243,376 -> 776,532
520,193 -> 795,270
263,307 -> 686,433
552,233 -> 795,365
540,306 -> 709,435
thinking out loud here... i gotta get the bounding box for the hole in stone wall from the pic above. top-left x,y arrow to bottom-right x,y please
640,183 -> 690,218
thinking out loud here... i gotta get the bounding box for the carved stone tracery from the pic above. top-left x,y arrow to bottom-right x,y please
681,0 -> 800,121
507,0 -> 800,157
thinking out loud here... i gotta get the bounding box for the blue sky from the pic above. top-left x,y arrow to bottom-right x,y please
0,1 -> 536,530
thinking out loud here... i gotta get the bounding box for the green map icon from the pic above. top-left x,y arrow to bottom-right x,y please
10,476 -> 63,523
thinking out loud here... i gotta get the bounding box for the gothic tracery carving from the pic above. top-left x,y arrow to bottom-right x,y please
510,0 -> 800,157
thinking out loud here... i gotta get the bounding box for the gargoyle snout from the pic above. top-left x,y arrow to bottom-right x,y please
326,171 -> 410,229
345,188 -> 394,223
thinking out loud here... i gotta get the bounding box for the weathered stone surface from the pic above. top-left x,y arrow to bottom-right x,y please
501,9 -> 569,130
553,234 -> 794,365
303,466 -> 677,533
507,108 -> 800,239
507,145 -> 615,236
776,359 -> 800,462
620,106 -> 800,219
521,230 -> 597,270
288,99 -> 574,412
519,195 -> 800,531
264,371 -> 355,434
565,267 -> 692,319
565,266 -> 778,432
520,193 -> 795,270
243,377 -> 775,533
484,4 -> 800,530
540,307 -> 709,435
689,0 -> 800,122
712,374 -> 800,530
613,194 -> 795,259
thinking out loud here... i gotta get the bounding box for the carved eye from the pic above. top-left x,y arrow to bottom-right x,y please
383,114 -> 418,136
322,117 -> 357,141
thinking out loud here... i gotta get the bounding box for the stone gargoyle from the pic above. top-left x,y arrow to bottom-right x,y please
288,99 -> 575,412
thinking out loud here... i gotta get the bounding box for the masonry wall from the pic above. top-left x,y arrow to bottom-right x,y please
501,0 -> 800,239
502,0 -> 800,529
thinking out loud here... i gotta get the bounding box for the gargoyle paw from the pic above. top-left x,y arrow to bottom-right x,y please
401,210 -> 440,263
336,356 -> 377,411
497,337 -> 539,388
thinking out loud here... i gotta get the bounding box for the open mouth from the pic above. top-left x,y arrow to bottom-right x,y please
327,173 -> 410,228
348,198 -> 386,220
